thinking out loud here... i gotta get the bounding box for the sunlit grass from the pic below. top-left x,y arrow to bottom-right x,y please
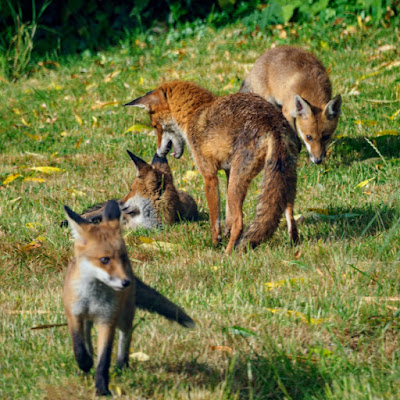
1,19 -> 400,399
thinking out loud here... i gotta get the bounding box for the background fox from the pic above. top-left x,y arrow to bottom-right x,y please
125,81 -> 300,253
63,200 -> 194,396
240,46 -> 342,165
67,149 -> 198,229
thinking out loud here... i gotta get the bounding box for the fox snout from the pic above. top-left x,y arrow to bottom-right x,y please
310,152 -> 325,165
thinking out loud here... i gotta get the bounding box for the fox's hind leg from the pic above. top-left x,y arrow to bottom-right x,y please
285,188 -> 299,245
223,169 -> 232,237
225,154 -> 264,254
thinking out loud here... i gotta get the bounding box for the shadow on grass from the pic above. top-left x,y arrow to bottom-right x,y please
150,350 -> 331,399
333,134 -> 400,164
302,203 -> 400,241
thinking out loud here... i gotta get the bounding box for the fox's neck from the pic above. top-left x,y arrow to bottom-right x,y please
164,83 -> 215,132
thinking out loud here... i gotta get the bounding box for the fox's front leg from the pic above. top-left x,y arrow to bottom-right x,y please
67,314 -> 93,373
95,323 -> 116,396
203,174 -> 221,247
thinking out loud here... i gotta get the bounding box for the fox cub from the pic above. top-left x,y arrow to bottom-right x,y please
78,150 -> 198,229
125,81 -> 300,253
240,46 -> 342,164
63,200 -> 194,396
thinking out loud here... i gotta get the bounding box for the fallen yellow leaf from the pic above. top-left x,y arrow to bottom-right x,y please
29,166 -> 65,174
183,170 -> 200,181
23,132 -> 42,141
104,70 -> 121,83
125,124 -> 152,134
3,173 -> 22,185
139,236 -> 154,244
74,114 -> 83,125
355,177 -> 375,189
372,129 -> 400,137
129,352 -> 150,361
140,240 -> 181,251
265,307 -> 329,325
21,117 -> 31,126
354,120 -> 378,126
23,177 -> 46,183
91,101 -> 120,110
74,137 -> 82,149
209,345 -> 233,355
265,277 -> 306,291
21,236 -> 46,252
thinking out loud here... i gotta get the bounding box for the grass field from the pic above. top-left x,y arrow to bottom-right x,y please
1,18 -> 400,399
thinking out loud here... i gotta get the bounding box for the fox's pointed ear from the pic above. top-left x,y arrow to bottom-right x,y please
124,90 -> 163,110
151,142 -> 170,166
103,200 -> 121,222
64,205 -> 88,241
293,94 -> 312,119
324,95 -> 342,121
127,150 -> 149,175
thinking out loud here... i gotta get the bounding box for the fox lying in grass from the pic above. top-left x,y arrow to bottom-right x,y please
69,149 -> 198,229
125,81 -> 300,253
63,200 -> 194,396
240,46 -> 342,165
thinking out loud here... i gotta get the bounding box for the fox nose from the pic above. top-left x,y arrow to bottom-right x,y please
313,158 -> 322,165
121,279 -> 131,288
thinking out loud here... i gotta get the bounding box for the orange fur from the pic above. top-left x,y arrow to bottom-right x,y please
240,46 -> 342,165
125,81 -> 300,253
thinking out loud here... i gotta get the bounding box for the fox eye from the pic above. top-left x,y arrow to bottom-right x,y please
306,135 -> 313,141
322,135 -> 330,142
100,257 -> 110,265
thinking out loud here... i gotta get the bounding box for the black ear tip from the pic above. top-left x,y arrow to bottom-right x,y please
123,100 -> 135,106
151,152 -> 168,165
104,200 -> 121,221
64,205 -> 73,216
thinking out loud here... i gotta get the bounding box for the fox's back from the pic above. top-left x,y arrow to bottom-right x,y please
243,46 -> 332,107
192,93 -> 298,154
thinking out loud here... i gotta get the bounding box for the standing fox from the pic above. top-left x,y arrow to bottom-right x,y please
240,46 -> 342,165
63,200 -> 194,396
73,149 -> 198,229
125,81 -> 300,253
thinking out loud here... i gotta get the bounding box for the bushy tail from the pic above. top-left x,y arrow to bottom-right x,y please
238,142 -> 297,250
134,277 -> 195,328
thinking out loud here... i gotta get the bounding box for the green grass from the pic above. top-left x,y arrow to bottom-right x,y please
1,19 -> 400,399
